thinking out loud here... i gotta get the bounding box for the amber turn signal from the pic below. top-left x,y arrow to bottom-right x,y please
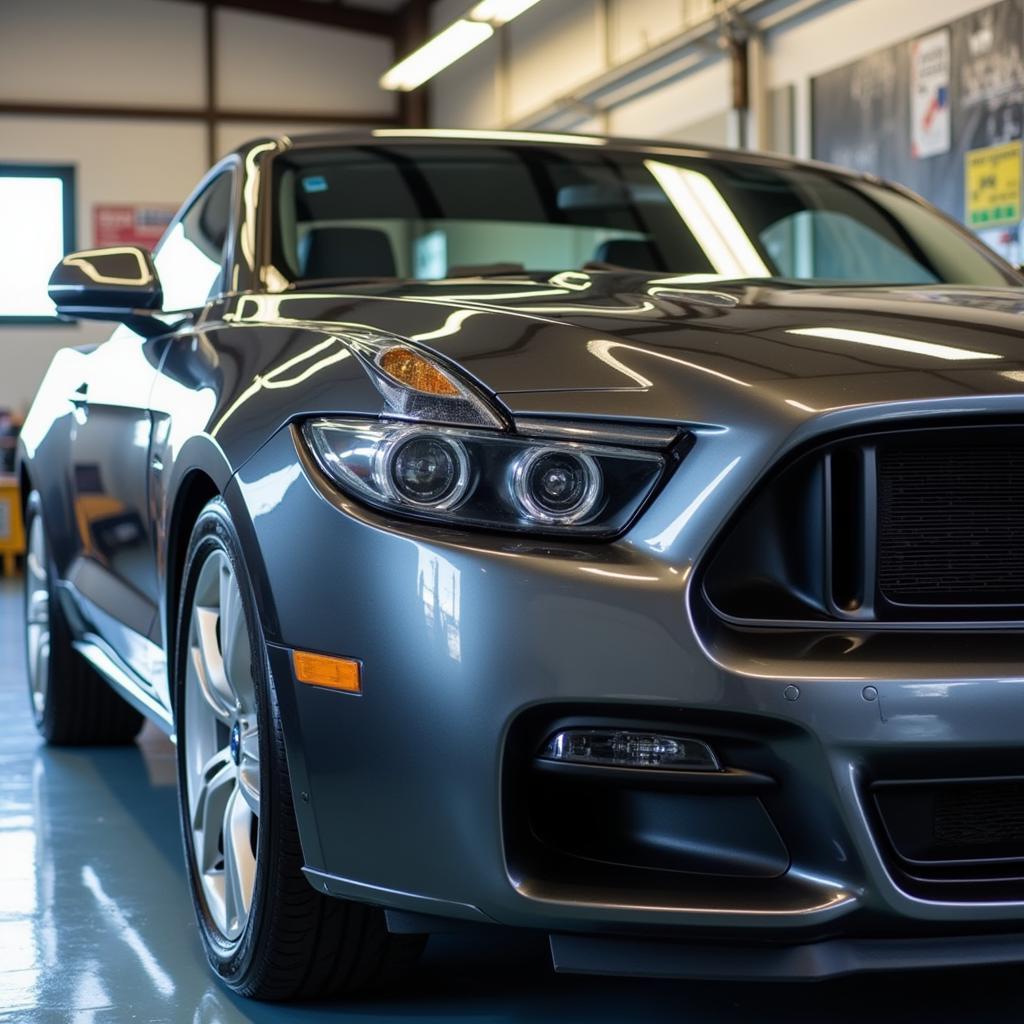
378,347 -> 460,396
292,650 -> 362,693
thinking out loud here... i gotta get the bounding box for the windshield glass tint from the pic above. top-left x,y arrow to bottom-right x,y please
270,144 -> 1016,288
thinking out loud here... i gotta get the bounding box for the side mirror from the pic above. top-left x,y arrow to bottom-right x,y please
48,246 -> 168,337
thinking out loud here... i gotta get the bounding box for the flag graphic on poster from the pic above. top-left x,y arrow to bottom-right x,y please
911,29 -> 951,158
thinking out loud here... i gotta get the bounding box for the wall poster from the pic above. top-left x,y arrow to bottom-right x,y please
910,29 -> 951,158
93,204 -> 176,250
813,0 -> 1024,262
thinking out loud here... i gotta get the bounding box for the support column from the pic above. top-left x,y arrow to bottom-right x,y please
397,0 -> 430,128
204,1 -> 217,164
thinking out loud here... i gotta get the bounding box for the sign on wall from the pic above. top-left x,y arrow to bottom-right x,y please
910,29 -> 951,158
965,140 -> 1023,226
813,0 -> 1024,247
92,204 -> 176,249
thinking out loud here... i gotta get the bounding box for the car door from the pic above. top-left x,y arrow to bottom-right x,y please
67,169 -> 235,691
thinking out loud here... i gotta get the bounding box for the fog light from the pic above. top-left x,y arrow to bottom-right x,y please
540,729 -> 718,770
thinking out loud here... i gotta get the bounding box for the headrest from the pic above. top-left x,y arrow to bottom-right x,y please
300,226 -> 396,279
592,239 -> 666,272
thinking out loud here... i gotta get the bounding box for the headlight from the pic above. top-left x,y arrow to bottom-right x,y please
510,447 -> 601,524
303,418 -> 671,537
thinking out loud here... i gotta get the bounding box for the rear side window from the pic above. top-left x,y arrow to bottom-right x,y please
155,170 -> 233,311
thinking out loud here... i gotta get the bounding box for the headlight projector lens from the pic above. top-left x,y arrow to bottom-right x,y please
387,434 -> 469,508
512,447 -> 601,524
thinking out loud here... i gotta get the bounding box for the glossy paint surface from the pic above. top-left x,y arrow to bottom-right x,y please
3,577 -> 1023,1021
17,135 -> 1024,974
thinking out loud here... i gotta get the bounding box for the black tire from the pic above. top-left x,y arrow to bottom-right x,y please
23,490 -> 145,746
174,497 -> 424,1001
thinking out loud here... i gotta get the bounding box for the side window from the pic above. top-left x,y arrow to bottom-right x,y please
154,171 -> 233,311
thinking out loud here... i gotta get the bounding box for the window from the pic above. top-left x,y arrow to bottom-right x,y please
0,165 -> 75,322
760,210 -> 938,284
154,170 -> 233,312
269,145 -> 1017,288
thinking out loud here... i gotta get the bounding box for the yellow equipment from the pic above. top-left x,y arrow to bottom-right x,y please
0,475 -> 25,576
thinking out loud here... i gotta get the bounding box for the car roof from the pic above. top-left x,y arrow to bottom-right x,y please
243,128 -> 879,184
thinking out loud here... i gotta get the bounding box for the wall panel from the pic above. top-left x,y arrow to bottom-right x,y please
215,8 -> 397,116
0,0 -> 205,107
505,0 -> 605,124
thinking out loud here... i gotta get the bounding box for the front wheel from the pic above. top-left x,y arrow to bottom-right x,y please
175,498 -> 424,1000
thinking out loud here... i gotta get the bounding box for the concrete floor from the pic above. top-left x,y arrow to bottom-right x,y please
1,577 -> 1022,1022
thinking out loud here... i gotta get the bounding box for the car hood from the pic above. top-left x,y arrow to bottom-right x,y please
236,273 -> 1024,426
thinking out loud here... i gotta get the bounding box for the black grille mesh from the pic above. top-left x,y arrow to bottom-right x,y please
933,783 -> 1024,848
877,444 -> 1024,604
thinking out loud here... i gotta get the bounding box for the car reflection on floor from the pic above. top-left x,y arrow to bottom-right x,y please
0,578 -> 1021,1024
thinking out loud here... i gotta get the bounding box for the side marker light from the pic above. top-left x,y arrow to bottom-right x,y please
293,650 -> 361,693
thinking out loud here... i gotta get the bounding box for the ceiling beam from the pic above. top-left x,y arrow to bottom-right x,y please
174,0 -> 398,38
0,101 -> 401,126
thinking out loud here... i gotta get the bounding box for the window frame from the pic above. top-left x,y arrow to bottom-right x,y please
152,159 -> 238,313
0,163 -> 76,325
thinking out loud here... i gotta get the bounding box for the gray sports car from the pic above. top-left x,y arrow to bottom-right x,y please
18,130 -> 1024,999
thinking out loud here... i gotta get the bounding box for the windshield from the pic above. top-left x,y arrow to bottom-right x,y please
269,143 -> 1019,289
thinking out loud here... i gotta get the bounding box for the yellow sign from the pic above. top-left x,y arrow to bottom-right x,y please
965,141 -> 1022,228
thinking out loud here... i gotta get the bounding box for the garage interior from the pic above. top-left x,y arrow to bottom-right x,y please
3,0 -> 1024,1020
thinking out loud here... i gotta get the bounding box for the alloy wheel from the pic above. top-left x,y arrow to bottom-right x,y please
25,513 -> 51,721
183,549 -> 260,942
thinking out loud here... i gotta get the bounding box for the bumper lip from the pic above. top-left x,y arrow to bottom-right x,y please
512,874 -> 860,929
302,866 -> 495,925
549,929 -> 1024,982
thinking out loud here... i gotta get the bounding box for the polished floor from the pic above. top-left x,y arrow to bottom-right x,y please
0,576 -> 1022,1022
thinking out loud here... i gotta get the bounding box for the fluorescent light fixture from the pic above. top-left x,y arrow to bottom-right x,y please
470,0 -> 541,24
372,128 -> 605,146
380,0 -> 543,91
645,160 -> 771,279
380,19 -> 493,92
787,327 -> 1001,362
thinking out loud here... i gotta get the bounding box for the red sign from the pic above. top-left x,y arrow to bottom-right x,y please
92,203 -> 176,249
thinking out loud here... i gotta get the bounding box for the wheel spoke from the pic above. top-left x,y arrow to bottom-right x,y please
191,754 -> 234,874
31,633 -> 50,714
26,587 -> 49,626
237,724 -> 261,816
222,787 -> 255,933
191,605 -> 234,720
219,568 -> 253,714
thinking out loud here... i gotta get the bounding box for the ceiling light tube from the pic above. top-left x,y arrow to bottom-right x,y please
380,19 -> 493,92
380,0 -> 544,91
469,0 -> 542,25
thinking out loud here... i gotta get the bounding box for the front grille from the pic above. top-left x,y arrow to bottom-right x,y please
877,444 -> 1024,606
701,422 -> 1024,625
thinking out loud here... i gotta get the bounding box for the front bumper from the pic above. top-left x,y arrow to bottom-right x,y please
228,420 -> 1024,960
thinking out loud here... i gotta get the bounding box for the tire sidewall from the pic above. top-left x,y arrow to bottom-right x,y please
174,497 -> 279,986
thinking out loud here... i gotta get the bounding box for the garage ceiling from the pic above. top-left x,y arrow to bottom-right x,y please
172,0 -> 409,37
